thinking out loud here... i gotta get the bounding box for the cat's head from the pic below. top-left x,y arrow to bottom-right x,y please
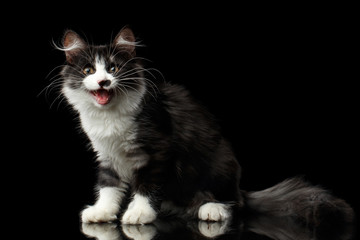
59,27 -> 146,113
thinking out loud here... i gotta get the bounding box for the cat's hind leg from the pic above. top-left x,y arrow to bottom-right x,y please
198,202 -> 231,221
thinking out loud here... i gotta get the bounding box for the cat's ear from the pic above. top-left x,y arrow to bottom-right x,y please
61,30 -> 86,63
113,27 -> 136,57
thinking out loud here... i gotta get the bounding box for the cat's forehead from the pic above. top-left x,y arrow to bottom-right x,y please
79,45 -> 123,62
88,45 -> 110,57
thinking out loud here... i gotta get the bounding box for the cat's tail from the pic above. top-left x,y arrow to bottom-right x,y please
243,177 -> 355,229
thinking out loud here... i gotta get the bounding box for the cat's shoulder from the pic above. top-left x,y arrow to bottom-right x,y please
160,82 -> 190,95
152,82 -> 194,105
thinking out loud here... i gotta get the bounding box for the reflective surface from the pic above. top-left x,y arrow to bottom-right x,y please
81,213 -> 356,240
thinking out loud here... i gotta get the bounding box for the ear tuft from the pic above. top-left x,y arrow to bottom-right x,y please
113,27 -> 137,56
61,30 -> 86,63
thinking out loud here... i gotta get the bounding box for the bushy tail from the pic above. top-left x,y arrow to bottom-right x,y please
244,177 -> 355,239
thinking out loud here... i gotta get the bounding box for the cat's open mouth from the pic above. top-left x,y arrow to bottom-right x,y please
91,89 -> 113,105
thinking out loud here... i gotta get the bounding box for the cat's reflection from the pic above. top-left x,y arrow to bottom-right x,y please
81,213 -> 355,240
82,223 -> 120,240
82,220 -> 235,240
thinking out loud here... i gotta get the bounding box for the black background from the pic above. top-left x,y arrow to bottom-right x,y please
4,3 -> 358,239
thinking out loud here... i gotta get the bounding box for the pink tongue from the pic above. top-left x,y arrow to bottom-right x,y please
93,89 -> 111,105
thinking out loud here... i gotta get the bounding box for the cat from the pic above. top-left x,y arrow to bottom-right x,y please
55,26 -> 354,226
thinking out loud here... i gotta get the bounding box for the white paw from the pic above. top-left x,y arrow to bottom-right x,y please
198,220 -> 229,238
81,205 -> 118,223
122,224 -> 157,240
121,204 -> 157,225
198,202 -> 230,221
121,194 -> 157,224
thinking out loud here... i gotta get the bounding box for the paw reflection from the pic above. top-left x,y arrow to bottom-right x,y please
82,223 -> 157,240
197,220 -> 229,238
82,223 -> 120,240
122,224 -> 157,240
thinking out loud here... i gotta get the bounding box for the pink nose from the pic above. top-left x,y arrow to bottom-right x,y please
98,80 -> 111,87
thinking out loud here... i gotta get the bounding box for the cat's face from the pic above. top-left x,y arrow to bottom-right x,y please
60,28 -> 146,111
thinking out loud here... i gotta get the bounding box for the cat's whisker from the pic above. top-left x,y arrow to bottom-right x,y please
44,83 -> 62,98
38,78 -> 61,97
49,91 -> 65,110
41,71 -> 83,109
118,66 -> 164,84
119,58 -> 143,75
117,69 -> 162,94
45,65 -> 67,79
119,77 -> 159,100
40,73 -> 81,97
143,77 -> 160,95
55,95 -> 66,111
119,81 -> 146,95
115,85 -> 131,104
119,84 -> 141,97
115,56 -> 155,76
116,64 -> 162,97
119,83 -> 149,105
117,66 -> 149,77
39,80 -> 66,104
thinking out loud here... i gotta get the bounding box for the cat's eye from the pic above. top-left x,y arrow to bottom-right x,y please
83,67 -> 95,75
108,65 -> 119,74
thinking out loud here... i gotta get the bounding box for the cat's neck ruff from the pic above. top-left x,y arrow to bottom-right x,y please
63,84 -> 146,139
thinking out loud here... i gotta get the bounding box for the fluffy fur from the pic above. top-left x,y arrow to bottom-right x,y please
55,27 -> 354,227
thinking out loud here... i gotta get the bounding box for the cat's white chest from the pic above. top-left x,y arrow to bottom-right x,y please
80,110 -> 142,180
81,111 -> 135,142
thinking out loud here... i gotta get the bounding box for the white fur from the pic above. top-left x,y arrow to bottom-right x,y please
122,194 -> 157,224
115,36 -> 143,48
62,86 -> 147,182
53,39 -> 84,52
198,202 -> 231,221
116,36 -> 136,46
81,187 -> 124,223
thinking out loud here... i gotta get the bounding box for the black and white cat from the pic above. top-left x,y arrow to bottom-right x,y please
56,27 -> 354,225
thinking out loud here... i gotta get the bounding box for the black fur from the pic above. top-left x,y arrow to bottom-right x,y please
97,166 -> 121,188
132,82 -> 243,212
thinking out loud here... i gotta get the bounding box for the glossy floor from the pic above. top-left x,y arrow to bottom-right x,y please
79,213 -> 356,240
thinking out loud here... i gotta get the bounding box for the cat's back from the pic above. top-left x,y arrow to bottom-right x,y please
157,82 -> 216,121
140,82 -> 218,129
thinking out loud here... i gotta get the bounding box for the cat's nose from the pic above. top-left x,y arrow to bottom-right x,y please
98,79 -> 111,88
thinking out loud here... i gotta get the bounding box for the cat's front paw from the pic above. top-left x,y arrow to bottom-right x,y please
121,205 -> 157,225
81,205 -> 118,223
121,194 -> 157,224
